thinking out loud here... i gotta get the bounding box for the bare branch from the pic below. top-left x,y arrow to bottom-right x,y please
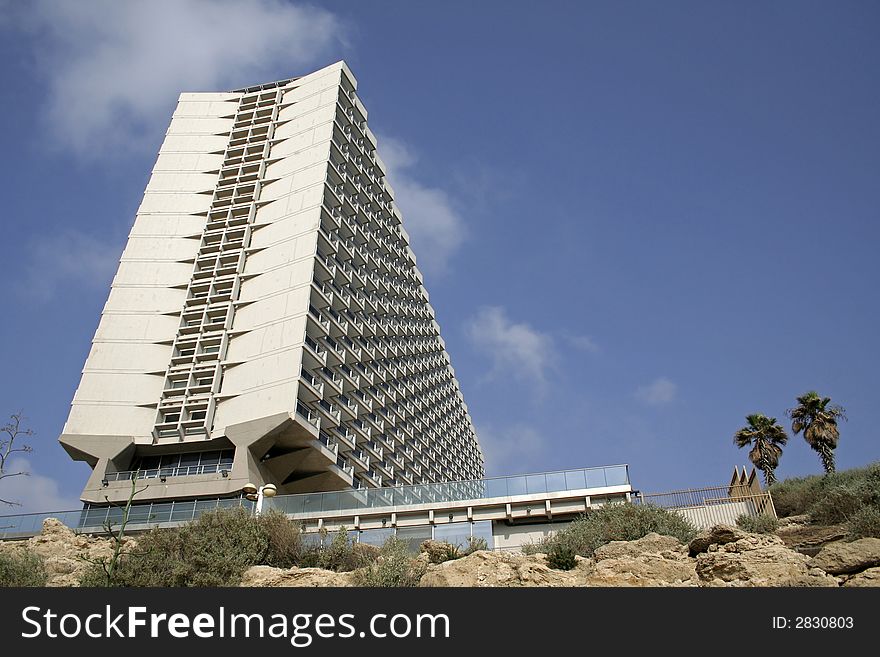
0,412 -> 36,506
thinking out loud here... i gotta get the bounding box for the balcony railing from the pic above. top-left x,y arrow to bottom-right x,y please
104,463 -> 232,482
0,465 -> 630,540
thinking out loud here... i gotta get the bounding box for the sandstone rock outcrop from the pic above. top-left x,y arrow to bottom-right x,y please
809,537 -> 880,575
0,518 -> 135,587
3,518 -> 880,587
240,565 -> 355,587
419,550 -> 593,587
694,532 -> 838,587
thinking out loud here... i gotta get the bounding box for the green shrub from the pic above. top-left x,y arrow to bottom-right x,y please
770,462 -> 880,520
319,528 -> 354,571
546,542 -> 577,570
82,507 -> 305,587
847,506 -> 880,540
0,548 -> 47,587
353,536 -> 426,587
533,503 -> 697,558
462,536 -> 487,555
735,513 -> 779,534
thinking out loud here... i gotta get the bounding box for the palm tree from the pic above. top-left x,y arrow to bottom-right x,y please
786,391 -> 847,474
733,413 -> 788,487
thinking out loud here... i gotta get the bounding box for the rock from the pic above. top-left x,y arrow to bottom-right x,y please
777,515 -> 811,527
419,540 -> 460,564
240,565 -> 354,587
594,533 -> 685,561
810,538 -> 880,575
419,550 -> 593,587
589,553 -> 697,587
695,533 -> 838,587
688,525 -> 749,556
0,517 -> 134,587
841,566 -> 880,587
587,533 -> 696,587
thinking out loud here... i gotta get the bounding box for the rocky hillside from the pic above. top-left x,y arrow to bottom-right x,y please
3,518 -> 878,587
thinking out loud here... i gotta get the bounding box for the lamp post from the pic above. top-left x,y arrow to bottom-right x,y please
242,482 -> 277,515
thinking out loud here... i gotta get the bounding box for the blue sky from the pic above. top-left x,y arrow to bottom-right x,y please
1,1 -> 878,512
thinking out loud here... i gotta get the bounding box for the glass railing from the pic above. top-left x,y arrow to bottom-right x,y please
104,463 -> 233,482
0,498 -> 253,540
0,465 -> 629,540
265,464 -> 629,516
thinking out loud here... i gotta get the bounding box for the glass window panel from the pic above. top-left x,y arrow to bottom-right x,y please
149,503 -> 174,523
484,478 -> 508,498
585,468 -> 608,489
605,466 -> 629,486
395,526 -> 432,552
526,474 -> 547,495
199,451 -> 221,466
170,501 -> 196,522
321,492 -> 340,513
471,520 -> 494,549
545,472 -> 568,492
179,453 -> 201,468
506,476 -> 527,496
357,528 -> 393,547
565,470 -> 587,490
433,522 -> 472,549
126,505 -> 154,525
302,494 -> 323,514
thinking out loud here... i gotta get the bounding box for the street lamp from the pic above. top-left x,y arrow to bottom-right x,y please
242,482 -> 277,515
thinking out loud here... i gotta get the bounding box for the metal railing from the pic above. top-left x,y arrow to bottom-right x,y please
634,485 -> 776,528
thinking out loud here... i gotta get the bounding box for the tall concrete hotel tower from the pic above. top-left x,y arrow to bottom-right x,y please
61,62 -> 484,507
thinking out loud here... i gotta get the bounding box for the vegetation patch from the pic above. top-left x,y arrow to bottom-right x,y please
736,513 -> 779,534
81,508 -> 307,587
526,503 -> 697,563
0,548 -> 47,587
352,536 -> 426,587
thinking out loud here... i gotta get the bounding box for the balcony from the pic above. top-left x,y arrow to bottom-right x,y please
315,399 -> 341,427
315,366 -> 343,396
347,448 -> 369,472
295,401 -> 319,429
321,336 -> 344,367
334,426 -> 356,451
303,335 -> 327,368
336,393 -> 358,420
298,370 -> 324,402
310,279 -> 333,309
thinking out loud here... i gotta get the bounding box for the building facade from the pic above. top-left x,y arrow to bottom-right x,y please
60,61 -> 484,507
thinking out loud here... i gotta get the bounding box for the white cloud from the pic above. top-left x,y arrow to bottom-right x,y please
465,306 -> 556,387
475,424 -> 544,476
566,334 -> 600,353
0,458 -> 80,513
21,230 -> 122,301
378,136 -> 466,276
15,0 -> 342,157
635,377 -> 678,406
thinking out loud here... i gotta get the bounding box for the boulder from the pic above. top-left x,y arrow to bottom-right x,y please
777,514 -> 810,527
419,550 -> 593,587
810,538 -> 880,575
695,533 -> 838,587
589,553 -> 698,587
594,533 -> 686,561
0,518 -> 135,587
841,566 -> 880,587
688,525 -> 749,556
240,565 -> 354,587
